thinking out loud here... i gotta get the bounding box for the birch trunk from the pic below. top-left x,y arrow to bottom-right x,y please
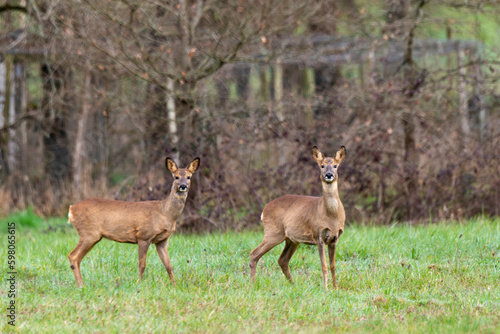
167,77 -> 179,163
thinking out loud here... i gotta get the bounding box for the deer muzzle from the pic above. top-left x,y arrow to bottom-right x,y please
324,172 -> 335,183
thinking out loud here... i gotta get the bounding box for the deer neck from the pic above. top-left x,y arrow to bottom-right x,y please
320,181 -> 340,216
161,184 -> 188,221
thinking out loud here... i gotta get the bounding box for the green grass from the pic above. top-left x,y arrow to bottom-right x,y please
337,0 -> 500,47
1,216 -> 500,333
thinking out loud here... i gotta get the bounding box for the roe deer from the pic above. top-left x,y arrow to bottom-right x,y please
249,146 -> 346,289
68,157 -> 200,287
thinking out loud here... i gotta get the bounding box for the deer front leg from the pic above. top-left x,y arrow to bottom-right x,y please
138,240 -> 151,280
318,242 -> 328,289
155,238 -> 176,285
328,243 -> 337,288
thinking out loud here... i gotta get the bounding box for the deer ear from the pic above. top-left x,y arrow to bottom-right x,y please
312,146 -> 324,163
165,157 -> 178,173
335,146 -> 346,162
187,157 -> 200,173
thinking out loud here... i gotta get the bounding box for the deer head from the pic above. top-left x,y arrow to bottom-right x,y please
165,157 -> 200,194
312,146 -> 346,184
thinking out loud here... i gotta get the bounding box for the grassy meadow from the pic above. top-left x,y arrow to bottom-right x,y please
1,212 -> 500,333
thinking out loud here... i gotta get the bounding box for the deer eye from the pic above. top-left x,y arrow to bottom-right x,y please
175,176 -> 179,180
334,165 -> 337,168
187,176 -> 191,180
321,165 -> 325,168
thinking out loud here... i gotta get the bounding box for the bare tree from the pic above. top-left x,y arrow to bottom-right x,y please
59,1 -> 319,161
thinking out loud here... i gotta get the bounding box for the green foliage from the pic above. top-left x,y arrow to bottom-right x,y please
2,216 -> 499,332
1,208 -> 42,230
110,172 -> 134,187
337,1 -> 500,47
418,3 -> 500,46
1,209 -> 69,236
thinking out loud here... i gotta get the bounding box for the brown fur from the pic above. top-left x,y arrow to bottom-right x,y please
68,157 -> 200,287
249,146 -> 346,289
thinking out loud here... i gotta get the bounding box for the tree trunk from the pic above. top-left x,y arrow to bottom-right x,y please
302,67 -> 315,126
0,61 -> 6,177
234,65 -> 250,103
41,63 -> 72,185
274,60 -> 286,166
6,56 -> 17,173
475,60 -> 486,141
72,64 -> 91,199
274,60 -> 284,122
14,61 -> 27,173
0,59 -> 9,177
93,104 -> 109,193
167,77 -> 179,163
0,56 -> 25,177
456,43 -> 469,147
144,83 -> 165,167
260,65 -> 270,102
402,106 -> 418,219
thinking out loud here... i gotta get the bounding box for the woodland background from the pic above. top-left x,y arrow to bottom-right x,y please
0,0 -> 499,230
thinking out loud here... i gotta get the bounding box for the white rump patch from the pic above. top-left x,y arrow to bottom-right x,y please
67,207 -> 73,224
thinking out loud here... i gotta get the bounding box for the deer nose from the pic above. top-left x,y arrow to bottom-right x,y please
324,173 -> 334,182
179,184 -> 187,192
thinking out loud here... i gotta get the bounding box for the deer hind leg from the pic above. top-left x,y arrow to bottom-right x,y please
249,233 -> 284,281
155,238 -> 176,285
278,238 -> 300,283
138,240 -> 151,280
68,236 -> 101,288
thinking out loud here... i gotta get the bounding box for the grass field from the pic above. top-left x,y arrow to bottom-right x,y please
1,213 -> 500,333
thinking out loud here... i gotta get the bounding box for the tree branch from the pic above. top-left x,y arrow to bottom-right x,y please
0,5 -> 27,14
403,0 -> 428,67
0,112 -> 41,133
